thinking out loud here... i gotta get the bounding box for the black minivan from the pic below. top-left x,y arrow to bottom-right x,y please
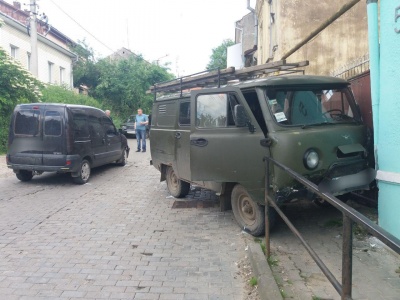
6,103 -> 130,184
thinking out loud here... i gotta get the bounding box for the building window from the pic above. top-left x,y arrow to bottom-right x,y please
10,45 -> 18,58
48,62 -> 54,83
27,52 -> 31,71
59,67 -> 65,84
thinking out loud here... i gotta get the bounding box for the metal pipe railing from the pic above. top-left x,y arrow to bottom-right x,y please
264,157 -> 400,300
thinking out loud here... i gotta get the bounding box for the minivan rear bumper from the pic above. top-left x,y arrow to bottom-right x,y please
7,154 -> 82,173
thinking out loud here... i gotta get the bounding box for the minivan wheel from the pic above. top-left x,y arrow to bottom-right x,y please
117,149 -> 127,166
72,160 -> 91,184
166,166 -> 190,198
16,170 -> 33,182
231,184 -> 275,236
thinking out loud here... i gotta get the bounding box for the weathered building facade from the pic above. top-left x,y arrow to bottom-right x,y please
0,0 -> 76,87
255,0 -> 369,78
255,0 -> 372,129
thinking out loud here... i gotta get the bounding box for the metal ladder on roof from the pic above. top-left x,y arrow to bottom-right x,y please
148,60 -> 309,97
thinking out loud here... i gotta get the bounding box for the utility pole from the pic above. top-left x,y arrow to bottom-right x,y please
30,0 -> 38,77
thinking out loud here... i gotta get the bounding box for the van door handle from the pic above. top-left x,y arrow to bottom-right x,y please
190,138 -> 208,147
175,132 -> 182,139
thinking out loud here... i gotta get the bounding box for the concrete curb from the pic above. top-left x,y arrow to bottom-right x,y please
247,241 -> 282,300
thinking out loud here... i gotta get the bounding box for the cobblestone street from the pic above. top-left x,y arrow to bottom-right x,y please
0,140 -> 250,300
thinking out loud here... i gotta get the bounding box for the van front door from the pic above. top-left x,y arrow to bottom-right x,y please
190,87 -> 265,185
102,117 -> 122,162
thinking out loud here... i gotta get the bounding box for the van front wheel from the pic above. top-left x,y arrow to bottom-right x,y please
232,184 -> 266,236
16,170 -> 33,182
72,160 -> 91,184
166,166 -> 190,198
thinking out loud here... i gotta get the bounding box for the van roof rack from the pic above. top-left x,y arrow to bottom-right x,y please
148,60 -> 309,96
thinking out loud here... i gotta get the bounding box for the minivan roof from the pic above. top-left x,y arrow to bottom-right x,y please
16,103 -> 104,113
155,75 -> 349,101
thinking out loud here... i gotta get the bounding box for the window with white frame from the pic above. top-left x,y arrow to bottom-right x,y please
10,45 -> 18,58
59,67 -> 65,84
27,52 -> 31,71
48,61 -> 54,83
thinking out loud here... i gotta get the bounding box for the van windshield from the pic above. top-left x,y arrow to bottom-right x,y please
265,87 -> 361,127
14,110 -> 40,136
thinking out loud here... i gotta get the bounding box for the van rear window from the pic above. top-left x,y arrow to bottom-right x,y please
44,111 -> 62,136
14,110 -> 40,135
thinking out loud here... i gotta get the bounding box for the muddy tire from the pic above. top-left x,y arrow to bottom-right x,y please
232,184 -> 270,236
116,149 -> 127,166
72,160 -> 91,184
16,170 -> 33,182
166,166 -> 190,198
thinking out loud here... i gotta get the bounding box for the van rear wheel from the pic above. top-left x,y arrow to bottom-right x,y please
72,160 -> 91,184
166,166 -> 190,198
231,184 -> 275,236
16,170 -> 33,182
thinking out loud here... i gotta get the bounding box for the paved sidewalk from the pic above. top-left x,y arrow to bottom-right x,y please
266,200 -> 400,300
0,141 -> 256,300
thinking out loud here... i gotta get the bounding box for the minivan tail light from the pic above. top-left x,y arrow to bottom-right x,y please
66,160 -> 71,166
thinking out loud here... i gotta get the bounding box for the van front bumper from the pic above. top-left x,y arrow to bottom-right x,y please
318,167 -> 376,195
7,155 -> 82,173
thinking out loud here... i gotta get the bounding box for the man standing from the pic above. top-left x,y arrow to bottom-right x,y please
105,110 -> 113,122
135,108 -> 148,152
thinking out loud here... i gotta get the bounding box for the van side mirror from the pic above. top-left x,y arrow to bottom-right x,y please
234,105 -> 256,133
234,105 -> 248,127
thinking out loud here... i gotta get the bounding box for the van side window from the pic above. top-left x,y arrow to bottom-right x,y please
87,115 -> 104,138
72,112 -> 89,138
14,110 -> 40,136
179,102 -> 190,126
44,111 -> 62,136
102,117 -> 117,136
196,93 -> 237,128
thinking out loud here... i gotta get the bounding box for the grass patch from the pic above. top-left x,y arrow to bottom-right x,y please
312,296 -> 322,300
249,276 -> 258,286
267,256 -> 279,267
353,223 -> 370,238
254,237 -> 267,255
324,219 -> 343,228
280,289 -> 288,298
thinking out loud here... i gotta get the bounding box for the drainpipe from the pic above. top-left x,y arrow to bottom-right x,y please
366,0 -> 379,166
247,0 -> 258,47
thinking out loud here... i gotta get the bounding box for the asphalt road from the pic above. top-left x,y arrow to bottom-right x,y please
0,139 -> 250,300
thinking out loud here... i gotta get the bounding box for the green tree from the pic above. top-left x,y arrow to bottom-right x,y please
206,39 -> 235,70
93,55 -> 173,121
69,39 -> 99,89
0,47 -> 43,153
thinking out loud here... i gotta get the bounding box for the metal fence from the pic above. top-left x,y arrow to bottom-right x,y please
264,157 -> 400,300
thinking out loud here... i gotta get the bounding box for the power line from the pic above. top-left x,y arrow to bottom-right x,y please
48,0 -> 116,53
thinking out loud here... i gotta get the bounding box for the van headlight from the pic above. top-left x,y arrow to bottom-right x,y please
303,149 -> 319,170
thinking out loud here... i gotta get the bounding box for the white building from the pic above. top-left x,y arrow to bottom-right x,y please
0,7 -> 76,87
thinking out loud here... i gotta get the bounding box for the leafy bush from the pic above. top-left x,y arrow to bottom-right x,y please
0,47 -> 43,153
41,85 -> 103,108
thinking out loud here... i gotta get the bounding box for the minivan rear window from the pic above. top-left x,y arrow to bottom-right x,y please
44,111 -> 62,136
14,110 -> 40,136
